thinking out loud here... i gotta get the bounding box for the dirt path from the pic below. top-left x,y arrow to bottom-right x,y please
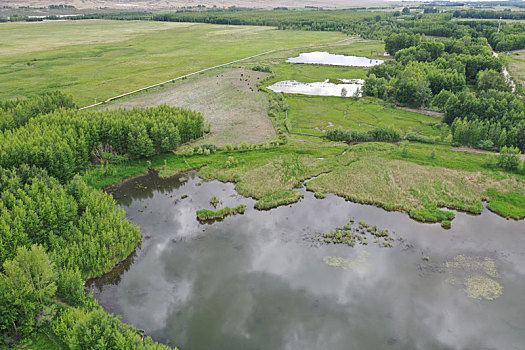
79,37 -> 356,110
490,44 -> 517,93
397,107 -> 443,118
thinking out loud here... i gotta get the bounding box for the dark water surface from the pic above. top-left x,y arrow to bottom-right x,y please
89,171 -> 525,350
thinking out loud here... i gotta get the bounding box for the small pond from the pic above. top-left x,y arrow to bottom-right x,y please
88,171 -> 525,350
267,79 -> 363,97
286,52 -> 384,67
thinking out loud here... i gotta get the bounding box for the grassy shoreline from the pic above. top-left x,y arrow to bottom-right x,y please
83,141 -> 525,224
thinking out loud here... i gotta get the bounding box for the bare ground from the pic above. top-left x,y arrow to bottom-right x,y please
103,67 -> 276,146
397,106 -> 444,118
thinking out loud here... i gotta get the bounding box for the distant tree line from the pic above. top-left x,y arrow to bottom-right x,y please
453,9 -> 525,20
5,8 -> 525,50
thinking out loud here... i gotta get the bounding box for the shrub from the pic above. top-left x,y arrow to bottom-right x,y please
497,146 -> 521,171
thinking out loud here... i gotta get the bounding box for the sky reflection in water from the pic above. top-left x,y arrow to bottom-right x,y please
89,171 -> 525,350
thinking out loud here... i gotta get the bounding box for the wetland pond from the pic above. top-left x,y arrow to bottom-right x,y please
267,79 -> 363,97
286,52 -> 384,67
88,171 -> 525,350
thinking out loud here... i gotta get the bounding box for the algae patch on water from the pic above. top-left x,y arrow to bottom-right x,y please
464,275 -> 503,300
445,255 -> 503,301
323,251 -> 370,271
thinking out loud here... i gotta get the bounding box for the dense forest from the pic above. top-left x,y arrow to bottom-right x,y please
0,100 -> 205,348
0,106 -> 205,182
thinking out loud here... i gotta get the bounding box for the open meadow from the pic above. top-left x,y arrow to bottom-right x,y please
103,68 -> 276,146
0,20 -> 345,106
505,50 -> 525,88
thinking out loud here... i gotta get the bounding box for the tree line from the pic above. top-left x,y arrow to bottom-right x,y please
0,105 -> 205,182
0,91 -> 76,131
9,8 -> 525,51
325,127 -> 401,143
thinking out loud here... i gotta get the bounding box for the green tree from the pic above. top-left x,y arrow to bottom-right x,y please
476,69 -> 510,92
57,268 -> 85,307
1,245 -> 56,336
498,146 -> 521,170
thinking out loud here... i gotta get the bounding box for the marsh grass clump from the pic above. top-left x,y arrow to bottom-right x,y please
314,192 -> 326,199
196,204 -> 246,222
254,190 -> 301,210
321,220 -> 394,248
209,196 -> 220,208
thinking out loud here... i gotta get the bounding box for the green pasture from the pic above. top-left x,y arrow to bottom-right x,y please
0,20 -> 345,106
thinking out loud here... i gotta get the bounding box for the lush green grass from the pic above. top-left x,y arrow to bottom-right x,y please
254,190 -> 302,210
314,192 -> 326,199
0,20 -> 345,106
486,189 -> 525,219
285,96 -> 446,137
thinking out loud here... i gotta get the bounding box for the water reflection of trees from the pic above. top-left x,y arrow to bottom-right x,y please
86,248 -> 138,291
107,170 -> 196,207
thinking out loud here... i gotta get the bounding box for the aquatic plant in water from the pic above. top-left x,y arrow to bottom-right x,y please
323,251 -> 371,271
445,255 -> 503,300
196,204 -> 246,221
321,220 -> 396,248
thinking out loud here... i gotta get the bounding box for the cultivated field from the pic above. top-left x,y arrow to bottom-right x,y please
0,20 -> 345,106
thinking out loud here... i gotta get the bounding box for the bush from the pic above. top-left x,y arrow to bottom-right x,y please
326,127 -> 401,143
497,146 -> 521,171
477,139 -> 494,150
252,65 -> 272,73
406,132 -> 439,144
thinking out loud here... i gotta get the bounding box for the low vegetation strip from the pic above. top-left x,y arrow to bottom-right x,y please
196,205 -> 246,221
486,189 -> 525,220
254,190 -> 301,210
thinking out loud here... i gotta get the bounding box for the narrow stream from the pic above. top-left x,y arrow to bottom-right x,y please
88,171 -> 525,350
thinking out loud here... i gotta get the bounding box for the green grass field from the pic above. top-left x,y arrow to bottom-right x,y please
0,20 -> 345,106
505,50 -> 525,88
268,63 -> 368,83
285,96 -> 446,137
